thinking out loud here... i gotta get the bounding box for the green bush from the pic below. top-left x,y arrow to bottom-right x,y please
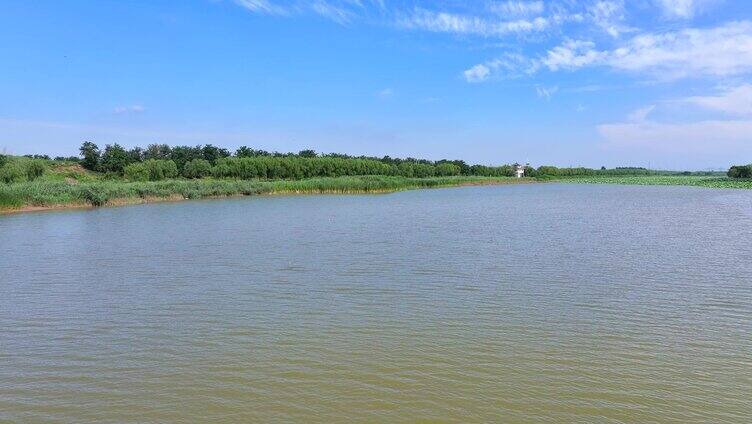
124,162 -> 149,181
25,159 -> 47,181
124,160 -> 178,181
0,162 -> 26,184
81,185 -> 109,207
0,154 -> 7,168
435,163 -> 461,176
183,159 -> 213,179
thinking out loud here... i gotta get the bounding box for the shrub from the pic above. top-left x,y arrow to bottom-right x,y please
146,160 -> 178,181
25,159 -> 47,181
0,154 -> 7,168
124,162 -> 149,181
183,159 -> 213,179
0,162 -> 26,184
81,185 -> 109,207
435,163 -> 461,176
124,160 -> 178,181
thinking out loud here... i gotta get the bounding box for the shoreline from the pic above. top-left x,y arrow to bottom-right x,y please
4,174 -> 751,216
0,176 -> 533,216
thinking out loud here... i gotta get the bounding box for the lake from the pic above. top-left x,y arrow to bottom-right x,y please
1,183 -> 751,423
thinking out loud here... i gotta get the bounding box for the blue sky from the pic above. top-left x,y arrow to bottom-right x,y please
1,0 -> 752,169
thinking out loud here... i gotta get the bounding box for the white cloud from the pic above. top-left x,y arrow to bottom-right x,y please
541,39 -> 604,70
233,0 -> 288,15
598,119 -> 752,152
464,64 -> 491,82
376,88 -> 394,98
538,21 -> 752,79
587,0 -> 632,37
462,53 -> 539,82
599,96 -> 752,154
233,0 -> 378,24
399,9 -> 549,37
535,85 -> 559,99
627,105 -> 655,122
684,84 -> 752,116
114,105 -> 145,114
489,1 -> 545,17
311,1 -> 354,24
655,0 -> 719,19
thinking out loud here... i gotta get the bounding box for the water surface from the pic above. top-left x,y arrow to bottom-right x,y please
1,184 -> 751,422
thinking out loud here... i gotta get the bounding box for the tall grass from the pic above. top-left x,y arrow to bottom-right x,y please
0,175 -> 519,211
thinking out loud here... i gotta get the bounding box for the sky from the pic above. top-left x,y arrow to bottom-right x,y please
2,0 -> 752,169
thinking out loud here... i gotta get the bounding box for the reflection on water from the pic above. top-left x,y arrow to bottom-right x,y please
1,184 -> 751,423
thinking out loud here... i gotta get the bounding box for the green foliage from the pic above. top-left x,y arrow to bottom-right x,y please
81,185 -> 110,206
728,164 -> 752,178
0,158 -> 47,183
25,159 -> 47,181
99,143 -> 136,174
0,154 -> 8,168
562,176 -> 752,189
201,144 -> 231,164
183,159 -> 213,179
435,162 -> 462,176
143,144 -> 172,161
123,162 -> 149,181
79,141 -> 100,171
124,160 -> 178,181
298,149 -> 317,158
0,161 -> 26,183
0,176 -> 518,210
536,166 -> 657,177
212,156 -> 396,180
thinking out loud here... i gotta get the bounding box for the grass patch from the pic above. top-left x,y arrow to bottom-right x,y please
0,175 -> 522,212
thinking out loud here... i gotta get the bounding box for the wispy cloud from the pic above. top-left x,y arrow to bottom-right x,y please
535,85 -> 559,100
311,0 -> 355,25
399,8 -> 549,37
114,105 -> 145,114
489,1 -> 545,17
684,84 -> 752,116
655,0 -> 719,19
462,53 -> 539,82
233,0 -> 289,15
232,0 -> 379,24
587,0 -> 632,37
599,119 -> 752,153
599,91 -> 752,154
376,87 -> 394,98
627,105 -> 656,122
470,20 -> 752,82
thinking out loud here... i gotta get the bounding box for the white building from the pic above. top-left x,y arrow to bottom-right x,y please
514,164 -> 526,178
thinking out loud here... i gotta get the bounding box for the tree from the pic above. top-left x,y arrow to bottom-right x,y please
728,164 -> 752,178
183,159 -> 213,179
79,141 -> 100,171
99,144 -> 135,174
298,149 -> 317,158
202,144 -> 230,164
143,143 -> 172,161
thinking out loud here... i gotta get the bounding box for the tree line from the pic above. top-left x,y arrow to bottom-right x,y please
76,142 -> 513,181
3,142 -> 748,184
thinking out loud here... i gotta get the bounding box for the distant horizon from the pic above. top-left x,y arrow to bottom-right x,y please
2,1 -> 751,170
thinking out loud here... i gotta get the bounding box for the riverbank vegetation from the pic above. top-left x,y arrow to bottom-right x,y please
1,142 -> 750,213
558,175 -> 752,189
